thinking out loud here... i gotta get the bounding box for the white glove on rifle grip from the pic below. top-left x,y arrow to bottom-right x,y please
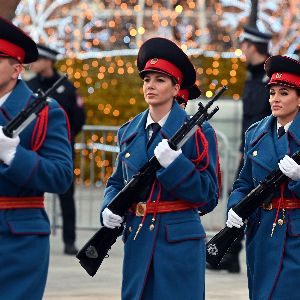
154,139 -> 182,168
0,126 -> 20,165
102,208 -> 123,229
278,155 -> 300,181
226,208 -> 244,228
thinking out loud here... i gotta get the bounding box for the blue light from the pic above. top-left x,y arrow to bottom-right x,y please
123,36 -> 130,44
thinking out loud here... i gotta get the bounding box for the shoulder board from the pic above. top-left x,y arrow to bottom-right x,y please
119,120 -> 131,130
246,115 -> 269,135
247,120 -> 260,132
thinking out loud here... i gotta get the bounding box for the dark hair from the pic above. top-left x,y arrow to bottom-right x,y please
175,96 -> 186,105
252,42 -> 269,56
296,89 -> 300,96
7,57 -> 19,64
170,76 -> 178,85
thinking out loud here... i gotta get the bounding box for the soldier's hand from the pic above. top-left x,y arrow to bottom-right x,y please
102,208 -> 123,229
0,126 -> 20,165
226,208 -> 244,228
278,155 -> 300,181
154,139 -> 182,168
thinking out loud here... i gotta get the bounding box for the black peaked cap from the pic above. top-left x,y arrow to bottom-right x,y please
137,37 -> 196,89
37,44 -> 59,61
0,16 -> 38,63
242,25 -> 272,44
264,55 -> 300,77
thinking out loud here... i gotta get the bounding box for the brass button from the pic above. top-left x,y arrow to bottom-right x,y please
262,202 -> 272,210
128,226 -> 132,232
278,219 -> 284,226
125,152 -> 130,158
253,150 -> 258,157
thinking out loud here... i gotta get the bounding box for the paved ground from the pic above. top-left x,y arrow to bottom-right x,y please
43,228 -> 249,300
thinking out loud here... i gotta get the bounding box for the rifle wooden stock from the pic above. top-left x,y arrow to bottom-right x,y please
206,150 -> 300,267
76,86 -> 227,276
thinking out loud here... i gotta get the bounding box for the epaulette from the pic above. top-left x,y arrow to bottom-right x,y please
246,115 -> 269,133
117,119 -> 133,141
119,120 -> 131,130
246,120 -> 260,132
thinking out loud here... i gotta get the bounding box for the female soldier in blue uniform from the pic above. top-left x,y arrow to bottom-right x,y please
100,37 -> 220,300
0,17 -> 73,299
226,55 -> 300,300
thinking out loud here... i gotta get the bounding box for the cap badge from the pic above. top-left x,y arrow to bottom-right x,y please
150,58 -> 158,65
275,73 -> 282,79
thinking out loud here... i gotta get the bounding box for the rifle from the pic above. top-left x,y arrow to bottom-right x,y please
76,85 -> 228,277
206,150 -> 300,267
3,75 -> 68,138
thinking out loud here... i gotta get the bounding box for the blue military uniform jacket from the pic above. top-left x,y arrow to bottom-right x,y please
0,80 -> 73,300
228,112 -> 300,300
101,102 -> 219,300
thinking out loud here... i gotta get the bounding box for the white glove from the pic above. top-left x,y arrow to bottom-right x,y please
226,208 -> 244,228
154,139 -> 182,168
278,155 -> 300,181
102,208 -> 123,229
0,126 -> 20,165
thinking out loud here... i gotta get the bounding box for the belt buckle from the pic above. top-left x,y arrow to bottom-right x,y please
263,202 -> 272,211
136,202 -> 146,217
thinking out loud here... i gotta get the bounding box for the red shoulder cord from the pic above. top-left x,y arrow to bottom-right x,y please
191,128 -> 209,171
133,178 -> 162,240
214,131 -> 222,198
192,128 -> 221,199
31,106 -> 49,152
271,183 -> 285,237
62,109 -> 71,142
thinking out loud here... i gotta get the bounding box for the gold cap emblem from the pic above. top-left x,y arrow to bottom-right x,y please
150,58 -> 158,64
275,73 -> 282,79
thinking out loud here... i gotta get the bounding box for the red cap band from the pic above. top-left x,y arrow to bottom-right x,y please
269,72 -> 300,89
0,39 -> 25,63
177,89 -> 189,103
142,58 -> 183,85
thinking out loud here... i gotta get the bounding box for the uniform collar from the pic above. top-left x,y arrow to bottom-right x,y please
286,112 -> 300,144
247,61 -> 265,73
250,113 -> 300,146
160,102 -> 188,139
0,80 -> 33,120
0,90 -> 12,107
120,101 -> 187,144
145,110 -> 171,129
277,120 -> 292,133
37,69 -> 60,85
